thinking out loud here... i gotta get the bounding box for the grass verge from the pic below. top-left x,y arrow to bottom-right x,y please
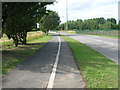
2,34 -> 52,75
63,36 -> 118,88
76,34 -> 120,39
59,30 -> 119,39
88,35 -> 120,39
60,30 -> 76,34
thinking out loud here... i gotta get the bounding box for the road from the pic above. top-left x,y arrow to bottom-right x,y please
2,35 -> 85,88
58,31 -> 119,64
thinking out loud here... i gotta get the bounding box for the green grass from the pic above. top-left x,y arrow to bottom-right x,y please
2,41 -> 13,46
63,36 -> 118,88
60,30 -> 76,34
2,34 -> 52,75
68,31 -> 76,34
61,30 -> 119,39
88,35 -> 120,39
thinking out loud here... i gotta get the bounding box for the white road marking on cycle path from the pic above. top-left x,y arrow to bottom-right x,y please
47,36 -> 61,89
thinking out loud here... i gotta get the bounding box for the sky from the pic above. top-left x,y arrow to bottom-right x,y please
47,0 -> 119,24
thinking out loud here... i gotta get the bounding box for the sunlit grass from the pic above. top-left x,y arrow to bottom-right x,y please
60,30 -> 76,34
88,35 -> 120,39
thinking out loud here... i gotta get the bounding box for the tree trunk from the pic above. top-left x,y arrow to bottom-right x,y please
23,37 -> 27,44
20,30 -> 27,44
12,35 -> 18,47
46,31 -> 48,35
22,32 -> 27,44
14,40 -> 18,47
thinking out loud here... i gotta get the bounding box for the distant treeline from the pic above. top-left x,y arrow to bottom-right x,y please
57,17 -> 120,30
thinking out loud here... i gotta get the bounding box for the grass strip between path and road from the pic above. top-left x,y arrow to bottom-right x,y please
63,36 -> 118,88
2,33 -> 52,75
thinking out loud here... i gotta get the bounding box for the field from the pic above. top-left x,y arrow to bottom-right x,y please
59,30 -> 76,34
76,30 -> 120,39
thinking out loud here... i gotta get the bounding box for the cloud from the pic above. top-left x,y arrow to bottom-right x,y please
47,0 -> 119,23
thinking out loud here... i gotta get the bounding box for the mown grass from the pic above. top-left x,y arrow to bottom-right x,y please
88,35 -> 120,39
76,30 -> 119,39
63,36 -> 118,88
60,30 -> 76,34
60,30 -> 120,39
68,31 -> 76,34
2,32 -> 52,75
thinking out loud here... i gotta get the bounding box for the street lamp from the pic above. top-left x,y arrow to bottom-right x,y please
66,0 -> 68,36
118,1 -> 120,23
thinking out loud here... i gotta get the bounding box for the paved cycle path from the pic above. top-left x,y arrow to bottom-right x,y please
2,35 -> 85,88
53,37 -> 85,88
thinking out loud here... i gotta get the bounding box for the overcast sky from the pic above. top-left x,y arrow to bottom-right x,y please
47,0 -> 119,23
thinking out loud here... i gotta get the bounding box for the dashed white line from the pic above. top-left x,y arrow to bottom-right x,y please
47,36 -> 61,89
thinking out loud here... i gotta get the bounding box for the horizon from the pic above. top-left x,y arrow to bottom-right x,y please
47,0 -> 119,24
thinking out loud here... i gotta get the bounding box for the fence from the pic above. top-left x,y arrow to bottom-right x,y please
76,29 -> 120,36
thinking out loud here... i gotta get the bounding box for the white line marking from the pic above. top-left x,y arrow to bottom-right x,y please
93,39 -> 118,46
81,36 -> 118,46
77,35 -> 118,46
47,36 -> 61,89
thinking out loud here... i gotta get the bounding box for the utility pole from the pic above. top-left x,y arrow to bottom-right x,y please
118,1 -> 120,24
66,0 -> 68,37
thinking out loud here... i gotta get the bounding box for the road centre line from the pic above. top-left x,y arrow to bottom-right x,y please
47,36 -> 61,89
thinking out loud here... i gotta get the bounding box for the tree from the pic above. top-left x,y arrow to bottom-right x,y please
2,2 -> 53,47
76,19 -> 83,30
107,18 -> 117,24
58,17 -> 118,31
39,11 -> 60,35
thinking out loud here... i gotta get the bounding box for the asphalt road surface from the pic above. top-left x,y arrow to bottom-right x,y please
2,35 -> 85,88
58,32 -> 119,64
